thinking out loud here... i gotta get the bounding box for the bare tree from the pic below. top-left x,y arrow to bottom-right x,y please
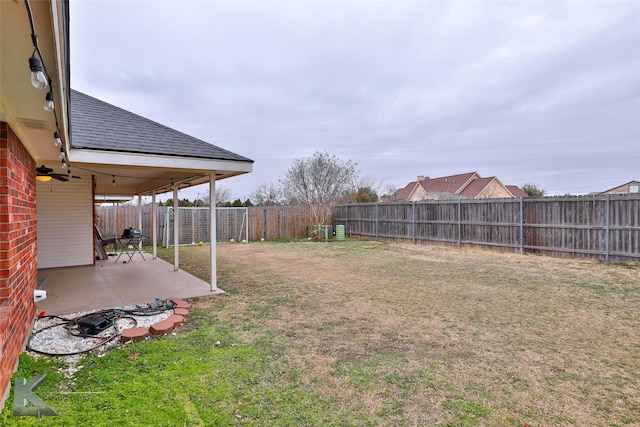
215,186 -> 232,206
251,182 -> 283,206
380,183 -> 399,201
200,186 -> 232,206
280,151 -> 359,225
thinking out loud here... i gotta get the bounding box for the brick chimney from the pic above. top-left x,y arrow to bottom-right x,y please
417,175 -> 424,182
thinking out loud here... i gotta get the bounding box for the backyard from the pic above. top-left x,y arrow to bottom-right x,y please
2,240 -> 639,426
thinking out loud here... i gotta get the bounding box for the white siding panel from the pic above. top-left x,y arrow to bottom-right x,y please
37,178 -> 94,268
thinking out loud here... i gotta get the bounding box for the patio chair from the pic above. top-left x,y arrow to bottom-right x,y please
95,226 -> 117,260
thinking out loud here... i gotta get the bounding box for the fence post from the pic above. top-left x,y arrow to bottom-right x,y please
457,199 -> 462,248
262,207 -> 267,240
164,207 -> 170,248
375,203 -> 379,240
244,208 -> 249,243
605,195 -> 610,263
345,204 -> 349,238
519,197 -> 524,255
412,201 -> 416,244
293,207 -> 296,239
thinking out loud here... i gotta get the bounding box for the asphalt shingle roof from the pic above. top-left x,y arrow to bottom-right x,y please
418,172 -> 478,194
458,177 -> 494,198
388,172 -> 528,201
506,185 -> 528,198
70,90 -> 253,163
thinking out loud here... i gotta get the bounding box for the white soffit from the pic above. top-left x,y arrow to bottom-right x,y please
69,149 -> 253,174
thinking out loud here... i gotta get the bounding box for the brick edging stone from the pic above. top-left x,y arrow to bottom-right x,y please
120,298 -> 191,342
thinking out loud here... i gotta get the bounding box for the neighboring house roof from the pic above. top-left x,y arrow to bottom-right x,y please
387,172 -> 479,202
70,90 -> 252,163
393,182 -> 417,201
506,185 -> 529,198
598,181 -> 640,195
387,172 -> 527,201
418,172 -> 479,195
458,177 -> 495,198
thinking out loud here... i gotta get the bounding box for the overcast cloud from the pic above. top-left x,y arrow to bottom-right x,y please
70,1 -> 640,199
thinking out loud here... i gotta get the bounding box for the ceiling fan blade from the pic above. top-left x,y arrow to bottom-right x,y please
36,165 -> 53,174
36,165 -> 81,182
56,173 -> 82,180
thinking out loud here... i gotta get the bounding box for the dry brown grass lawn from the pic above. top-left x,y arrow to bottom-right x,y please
168,240 -> 640,426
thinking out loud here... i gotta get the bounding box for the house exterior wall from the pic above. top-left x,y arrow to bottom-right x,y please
601,181 -> 640,195
409,185 -> 431,201
0,122 -> 38,407
36,178 -> 94,269
475,180 -> 513,199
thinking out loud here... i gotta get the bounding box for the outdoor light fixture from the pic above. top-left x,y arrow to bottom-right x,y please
53,131 -> 62,147
112,175 -> 116,187
44,90 -> 54,111
58,147 -> 65,160
29,54 -> 47,89
61,158 -> 67,168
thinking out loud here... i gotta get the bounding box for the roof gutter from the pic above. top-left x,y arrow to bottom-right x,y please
50,0 -> 71,147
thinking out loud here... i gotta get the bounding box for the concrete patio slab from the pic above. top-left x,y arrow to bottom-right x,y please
36,253 -> 224,315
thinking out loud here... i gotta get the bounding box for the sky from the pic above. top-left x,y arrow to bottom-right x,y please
70,0 -> 640,200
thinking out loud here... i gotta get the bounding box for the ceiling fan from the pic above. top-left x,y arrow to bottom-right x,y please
36,165 -> 81,182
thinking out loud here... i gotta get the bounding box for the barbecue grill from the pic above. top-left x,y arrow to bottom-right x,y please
122,228 -> 142,238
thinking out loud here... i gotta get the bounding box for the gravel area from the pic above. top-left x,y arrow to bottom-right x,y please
27,302 -> 174,365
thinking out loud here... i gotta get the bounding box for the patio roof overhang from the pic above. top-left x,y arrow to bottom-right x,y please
61,89 -> 254,198
69,148 -> 253,197
61,88 -> 253,294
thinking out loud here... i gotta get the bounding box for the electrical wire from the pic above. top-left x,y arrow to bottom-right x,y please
27,302 -> 174,357
70,164 -> 205,186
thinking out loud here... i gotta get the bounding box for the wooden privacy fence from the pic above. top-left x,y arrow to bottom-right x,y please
96,205 -> 309,244
333,195 -> 640,264
248,206 -> 308,240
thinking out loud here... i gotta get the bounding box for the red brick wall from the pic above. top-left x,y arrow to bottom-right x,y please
0,121 -> 38,407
